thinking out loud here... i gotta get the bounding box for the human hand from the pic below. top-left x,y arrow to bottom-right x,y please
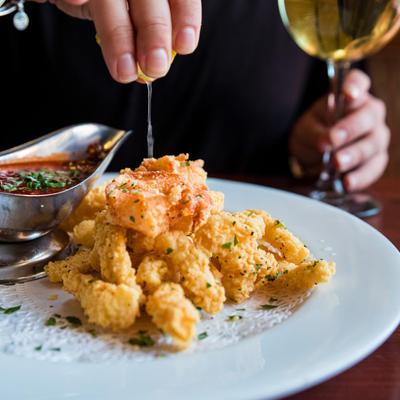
33,0 -> 201,83
290,69 -> 390,192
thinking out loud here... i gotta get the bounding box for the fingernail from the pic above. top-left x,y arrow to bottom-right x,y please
117,53 -> 137,83
346,174 -> 356,190
333,129 -> 348,145
338,152 -> 352,167
318,137 -> 330,152
346,84 -> 360,99
176,27 -> 196,53
144,48 -> 169,77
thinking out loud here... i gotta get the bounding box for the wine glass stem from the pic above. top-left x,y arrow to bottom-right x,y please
316,60 -> 351,196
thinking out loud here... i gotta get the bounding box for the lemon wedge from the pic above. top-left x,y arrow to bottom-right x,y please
138,50 -> 177,82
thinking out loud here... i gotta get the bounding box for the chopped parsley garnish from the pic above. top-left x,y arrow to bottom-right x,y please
50,347 -> 61,352
196,306 -> 202,311
275,220 -> 286,229
118,182 -> 127,189
134,199 -> 140,203
128,333 -> 155,347
165,247 -> 173,255
222,242 -> 231,249
269,297 -> 279,302
255,264 -> 262,272
1,169 -> 81,193
129,216 -> 136,223
234,235 -> 239,246
232,221 -> 236,226
309,260 -> 319,268
236,308 -> 246,311
45,317 -> 57,326
198,332 -> 208,340
260,304 -> 278,310
206,282 -> 212,288
265,271 -> 282,282
181,161 -> 191,167
226,315 -> 243,322
0,305 -> 21,314
66,316 -> 82,326
34,345 -> 42,351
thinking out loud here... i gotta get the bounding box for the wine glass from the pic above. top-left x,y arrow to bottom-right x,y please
278,0 -> 400,217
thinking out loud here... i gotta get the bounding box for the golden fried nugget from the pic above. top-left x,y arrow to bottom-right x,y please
136,255 -> 170,295
146,283 -> 199,349
90,212 -> 137,287
258,259 -> 336,291
64,269 -> 140,330
61,186 -> 106,231
45,248 -> 93,282
254,252 -> 279,284
137,153 -> 207,186
72,220 -> 95,247
105,155 -> 216,237
195,211 -> 268,303
155,231 -> 226,314
252,210 -> 310,264
209,191 -> 225,213
45,252 -> 142,330
126,231 -> 156,254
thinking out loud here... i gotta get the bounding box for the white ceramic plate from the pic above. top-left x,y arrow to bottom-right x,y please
1,176 -> 400,400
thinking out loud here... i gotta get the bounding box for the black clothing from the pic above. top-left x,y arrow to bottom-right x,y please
0,0 -> 328,175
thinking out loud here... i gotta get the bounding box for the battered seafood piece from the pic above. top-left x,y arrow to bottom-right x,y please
155,231 -> 226,314
72,220 -> 95,247
253,210 -> 310,264
105,154 -> 223,237
257,259 -> 336,291
136,255 -> 170,295
46,251 -> 142,330
61,186 -> 106,232
90,212 -> 137,287
136,153 -> 207,185
195,210 -> 272,303
146,283 -> 199,349
46,248 -> 93,281
136,256 -> 199,347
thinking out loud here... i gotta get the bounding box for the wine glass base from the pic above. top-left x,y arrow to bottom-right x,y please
309,190 -> 381,218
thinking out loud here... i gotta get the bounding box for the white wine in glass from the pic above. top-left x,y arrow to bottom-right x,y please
278,0 -> 400,217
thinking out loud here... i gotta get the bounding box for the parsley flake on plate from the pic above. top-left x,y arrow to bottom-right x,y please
0,305 -> 21,314
198,332 -> 208,340
128,333 -> 155,347
259,304 -> 278,310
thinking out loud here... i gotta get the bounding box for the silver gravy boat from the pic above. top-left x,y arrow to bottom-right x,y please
0,123 -> 131,242
0,123 -> 131,284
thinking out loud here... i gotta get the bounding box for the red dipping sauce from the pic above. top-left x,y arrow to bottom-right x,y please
0,143 -> 105,195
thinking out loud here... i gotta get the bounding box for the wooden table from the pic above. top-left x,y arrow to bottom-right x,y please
213,175 -> 400,400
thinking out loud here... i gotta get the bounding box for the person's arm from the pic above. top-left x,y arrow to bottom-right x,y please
33,0 -> 202,83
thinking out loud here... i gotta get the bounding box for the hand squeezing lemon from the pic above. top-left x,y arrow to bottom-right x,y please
95,34 -> 176,83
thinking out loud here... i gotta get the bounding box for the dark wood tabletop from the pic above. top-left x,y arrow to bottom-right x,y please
213,174 -> 400,400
